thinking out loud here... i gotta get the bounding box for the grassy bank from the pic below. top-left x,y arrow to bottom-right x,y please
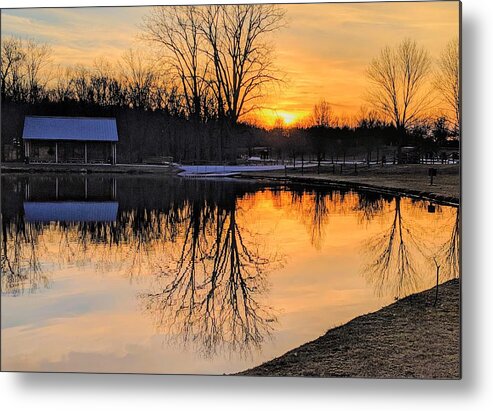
238,279 -> 460,379
239,164 -> 460,205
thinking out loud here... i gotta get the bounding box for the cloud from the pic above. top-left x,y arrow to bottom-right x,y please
1,7 -> 148,65
1,2 -> 460,120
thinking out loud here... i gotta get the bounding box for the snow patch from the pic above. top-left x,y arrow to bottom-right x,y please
178,164 -> 287,177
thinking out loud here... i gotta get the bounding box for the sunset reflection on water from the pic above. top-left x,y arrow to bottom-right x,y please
1,175 -> 459,374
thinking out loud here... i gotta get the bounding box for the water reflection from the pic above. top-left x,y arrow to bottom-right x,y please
144,197 -> 279,357
363,197 -> 460,299
1,215 -> 46,296
363,197 -> 427,298
354,191 -> 386,224
1,175 -> 459,362
281,187 -> 357,250
439,207 -> 460,280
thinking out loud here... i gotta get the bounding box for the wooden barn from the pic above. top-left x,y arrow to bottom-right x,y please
22,116 -> 118,164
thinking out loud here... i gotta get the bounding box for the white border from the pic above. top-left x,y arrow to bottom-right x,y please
1,0 -> 492,410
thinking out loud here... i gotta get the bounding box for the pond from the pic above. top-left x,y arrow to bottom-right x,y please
1,174 -> 459,374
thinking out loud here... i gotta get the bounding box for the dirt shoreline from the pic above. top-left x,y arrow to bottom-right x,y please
238,164 -> 460,206
237,279 -> 460,379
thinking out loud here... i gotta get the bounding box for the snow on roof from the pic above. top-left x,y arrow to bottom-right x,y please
22,116 -> 118,142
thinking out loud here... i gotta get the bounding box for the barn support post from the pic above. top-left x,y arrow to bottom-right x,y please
84,142 -> 88,164
113,142 -> 117,165
55,142 -> 58,163
24,140 -> 30,159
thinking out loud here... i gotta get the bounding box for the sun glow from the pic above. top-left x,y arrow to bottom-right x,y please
277,111 -> 297,126
254,109 -> 308,129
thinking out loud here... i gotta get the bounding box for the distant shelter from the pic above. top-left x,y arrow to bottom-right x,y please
250,146 -> 270,160
22,116 -> 118,164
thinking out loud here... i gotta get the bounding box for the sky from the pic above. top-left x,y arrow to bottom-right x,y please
1,1 -> 460,127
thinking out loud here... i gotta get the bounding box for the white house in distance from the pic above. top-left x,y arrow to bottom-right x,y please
22,116 -> 118,164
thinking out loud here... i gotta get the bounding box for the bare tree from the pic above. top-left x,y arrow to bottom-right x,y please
0,36 -> 26,99
200,4 -> 286,124
51,65 -> 75,102
357,106 -> 384,164
367,39 -> 433,161
141,6 -> 209,119
70,64 -> 92,102
88,57 -> 114,107
311,99 -> 334,128
119,48 -> 158,110
24,39 -> 53,103
434,38 -> 460,137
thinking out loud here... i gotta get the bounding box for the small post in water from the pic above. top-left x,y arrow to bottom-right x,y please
433,258 -> 441,307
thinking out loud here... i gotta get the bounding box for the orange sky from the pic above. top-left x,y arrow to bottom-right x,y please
1,1 -> 460,127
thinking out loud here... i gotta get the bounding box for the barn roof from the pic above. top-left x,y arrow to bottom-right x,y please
22,116 -> 118,142
24,202 -> 119,222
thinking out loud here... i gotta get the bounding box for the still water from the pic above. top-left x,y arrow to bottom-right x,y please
1,175 -> 459,374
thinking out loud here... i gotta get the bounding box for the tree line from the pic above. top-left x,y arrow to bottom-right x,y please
1,5 -> 459,163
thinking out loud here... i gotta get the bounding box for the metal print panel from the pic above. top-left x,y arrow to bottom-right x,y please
0,1 -> 461,378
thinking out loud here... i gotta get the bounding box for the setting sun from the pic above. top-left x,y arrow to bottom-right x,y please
256,109 -> 308,128
278,111 -> 297,126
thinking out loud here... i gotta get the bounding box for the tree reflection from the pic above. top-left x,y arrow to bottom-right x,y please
1,217 -> 49,296
2,174 -> 460,358
438,207 -> 460,279
143,197 -> 278,358
287,188 -> 350,250
305,191 -> 331,250
363,197 -> 427,298
2,176 -> 278,357
354,191 -> 386,224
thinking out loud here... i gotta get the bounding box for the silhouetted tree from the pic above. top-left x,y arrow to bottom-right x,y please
434,38 -> 460,137
24,39 -> 53,103
367,39 -> 433,162
1,36 -> 25,99
141,6 -> 209,120
200,4 -> 286,124
311,99 -> 334,128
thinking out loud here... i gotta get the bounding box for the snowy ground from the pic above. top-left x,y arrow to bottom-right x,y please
178,164 -> 291,177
